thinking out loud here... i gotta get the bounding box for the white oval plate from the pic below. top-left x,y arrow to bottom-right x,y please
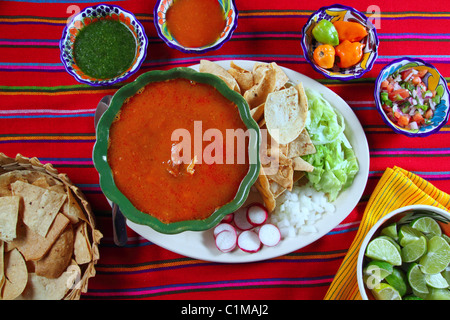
126,60 -> 370,263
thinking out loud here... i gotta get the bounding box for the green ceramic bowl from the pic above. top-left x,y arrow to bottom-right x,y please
93,67 -> 261,234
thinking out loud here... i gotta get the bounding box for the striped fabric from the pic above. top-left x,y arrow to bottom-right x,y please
1,0 -> 449,300
324,166 -> 450,300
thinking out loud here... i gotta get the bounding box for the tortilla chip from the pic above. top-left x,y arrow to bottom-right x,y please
0,242 -> 5,292
252,62 -> 289,91
1,248 -> 28,300
264,86 -> 307,144
0,196 -> 20,242
61,188 -> 85,224
11,180 -> 67,237
228,61 -> 254,92
10,213 -> 70,261
286,129 -> 316,158
250,103 -> 265,123
73,223 -> 92,265
243,64 -> 277,109
17,267 -> 78,300
292,157 -> 314,172
199,60 -> 240,93
0,170 -> 63,197
35,225 -> 74,279
254,169 -> 276,212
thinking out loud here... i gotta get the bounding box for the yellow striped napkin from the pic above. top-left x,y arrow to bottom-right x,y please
324,166 -> 450,300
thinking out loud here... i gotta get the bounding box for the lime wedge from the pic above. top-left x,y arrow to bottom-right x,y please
407,263 -> 429,295
398,225 -> 424,247
411,216 -> 442,237
425,272 -> 449,289
426,287 -> 450,300
385,268 -> 408,297
442,267 -> 450,284
365,236 -> 402,266
443,234 -> 450,244
363,260 -> 393,289
401,235 -> 427,263
419,236 -> 450,274
371,283 -> 402,300
381,223 -> 398,241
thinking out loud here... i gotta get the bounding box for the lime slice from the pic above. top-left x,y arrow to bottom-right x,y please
419,236 -> 450,274
426,287 -> 450,300
401,235 -> 427,263
442,267 -> 450,284
365,236 -> 402,266
363,260 -> 393,289
385,268 -> 408,297
378,235 -> 401,253
443,234 -> 450,244
411,216 -> 442,237
425,272 -> 449,289
407,263 -> 429,295
371,283 -> 402,300
381,223 -> 398,241
398,225 -> 424,247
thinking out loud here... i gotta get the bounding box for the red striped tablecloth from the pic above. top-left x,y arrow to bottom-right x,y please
1,0 -> 449,300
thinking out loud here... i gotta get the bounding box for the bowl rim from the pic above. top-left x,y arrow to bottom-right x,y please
153,0 -> 238,54
92,67 -> 261,234
374,56 -> 450,137
59,3 -> 148,87
356,204 -> 450,300
300,3 -> 379,81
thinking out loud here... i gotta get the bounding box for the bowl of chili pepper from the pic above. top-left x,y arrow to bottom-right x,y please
301,4 -> 379,81
375,57 -> 450,137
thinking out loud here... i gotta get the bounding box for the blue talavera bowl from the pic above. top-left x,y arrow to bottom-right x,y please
60,4 -> 148,86
153,0 -> 238,54
374,57 -> 450,137
301,3 -> 379,81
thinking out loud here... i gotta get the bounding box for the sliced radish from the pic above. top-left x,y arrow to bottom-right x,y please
221,213 -> 234,224
233,207 -> 253,230
213,223 -> 236,238
258,223 -> 281,247
215,229 -> 237,253
237,230 -> 261,253
246,203 -> 268,226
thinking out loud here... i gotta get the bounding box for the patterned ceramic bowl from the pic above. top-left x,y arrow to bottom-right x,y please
60,4 -> 148,86
154,0 -> 238,54
93,67 -> 261,234
357,205 -> 450,300
301,4 -> 379,81
374,57 -> 450,137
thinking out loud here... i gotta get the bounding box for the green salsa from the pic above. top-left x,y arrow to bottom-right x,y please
73,19 -> 136,79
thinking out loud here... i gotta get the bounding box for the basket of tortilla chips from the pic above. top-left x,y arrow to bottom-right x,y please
0,153 -> 102,300
199,60 -> 317,213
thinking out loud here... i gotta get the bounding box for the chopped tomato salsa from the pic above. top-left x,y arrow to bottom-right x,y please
380,67 -> 438,131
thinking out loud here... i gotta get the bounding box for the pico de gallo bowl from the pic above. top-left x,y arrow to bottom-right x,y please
375,58 -> 450,137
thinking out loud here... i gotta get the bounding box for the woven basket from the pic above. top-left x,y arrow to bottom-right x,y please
0,153 -> 102,300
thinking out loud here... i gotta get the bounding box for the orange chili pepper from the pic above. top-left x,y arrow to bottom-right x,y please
335,40 -> 365,69
333,21 -> 368,42
313,44 -> 335,69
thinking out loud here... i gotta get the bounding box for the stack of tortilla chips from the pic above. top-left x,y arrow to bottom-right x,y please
0,154 -> 102,300
199,60 -> 317,212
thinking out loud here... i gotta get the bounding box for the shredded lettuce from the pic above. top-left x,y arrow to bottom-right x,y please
302,88 -> 359,202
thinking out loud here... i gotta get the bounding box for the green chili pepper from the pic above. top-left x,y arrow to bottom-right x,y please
312,19 -> 339,46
